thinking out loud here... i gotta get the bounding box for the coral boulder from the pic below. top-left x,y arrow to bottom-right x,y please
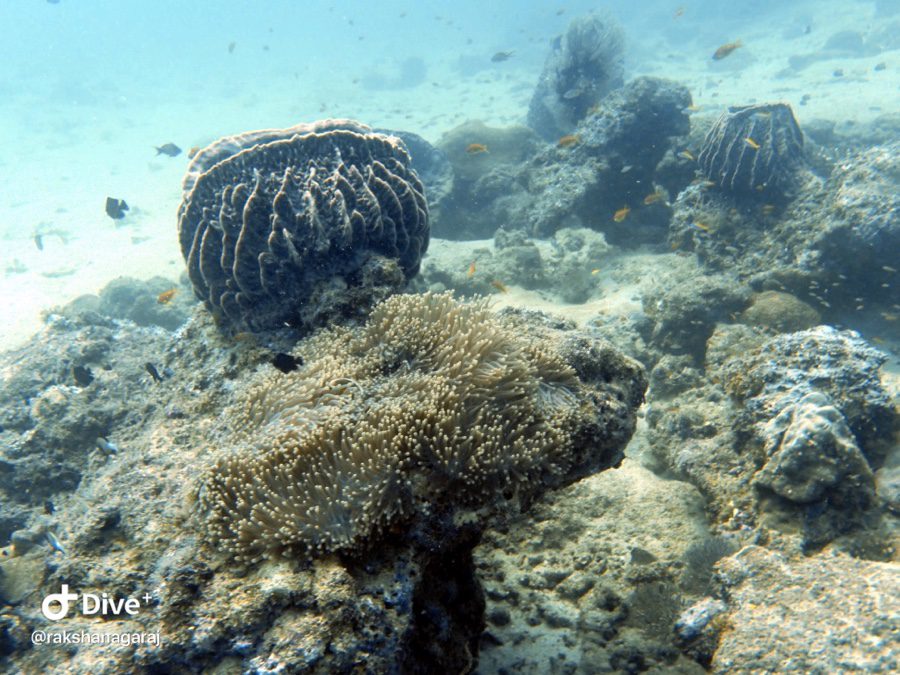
178,120 -> 429,334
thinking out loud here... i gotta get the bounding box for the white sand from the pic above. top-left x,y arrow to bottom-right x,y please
1,0 -> 896,351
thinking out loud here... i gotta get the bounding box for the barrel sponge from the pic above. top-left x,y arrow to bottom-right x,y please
698,103 -> 804,199
177,120 -> 429,333
196,292 -> 645,562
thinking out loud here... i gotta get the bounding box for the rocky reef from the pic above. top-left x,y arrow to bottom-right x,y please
434,77 -> 692,244
0,286 -> 645,673
178,120 -> 429,335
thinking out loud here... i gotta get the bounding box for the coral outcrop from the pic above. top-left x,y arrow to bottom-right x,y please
178,120 -> 429,334
698,103 -> 805,200
528,12 -> 625,141
197,292 -> 646,562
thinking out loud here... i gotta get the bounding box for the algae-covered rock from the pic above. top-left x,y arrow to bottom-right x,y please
738,290 -> 820,333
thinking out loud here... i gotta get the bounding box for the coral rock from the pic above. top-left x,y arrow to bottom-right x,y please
698,103 -> 804,199
178,120 -> 429,333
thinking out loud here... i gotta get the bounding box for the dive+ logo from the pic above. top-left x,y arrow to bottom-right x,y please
41,585 -> 151,621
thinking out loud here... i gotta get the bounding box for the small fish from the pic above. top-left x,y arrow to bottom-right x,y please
557,134 -> 580,148
44,500 -> 55,515
643,191 -> 666,205
105,197 -> 129,220
692,222 -> 711,232
272,353 -> 302,373
562,87 -> 583,100
466,143 -> 488,154
467,261 -> 476,278
145,362 -> 164,383
744,137 -> 760,150
713,40 -> 743,61
882,266 -> 897,273
490,279 -> 509,293
682,104 -> 702,114
157,288 -> 178,304
674,7 -> 685,19
613,206 -> 631,222
96,437 -> 119,454
591,268 -> 600,275
72,365 -> 94,387
155,143 -> 181,157
188,146 -> 201,159
761,204 -> 776,215
491,51 -> 514,63
228,41 -> 236,53
34,233 -> 44,250
678,150 -> 695,161
45,532 -> 66,556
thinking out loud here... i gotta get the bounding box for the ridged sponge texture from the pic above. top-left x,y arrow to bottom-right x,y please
196,292 -> 645,562
177,120 -> 429,333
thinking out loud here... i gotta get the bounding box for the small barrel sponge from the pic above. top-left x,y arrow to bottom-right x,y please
177,120 -> 429,333
196,292 -> 645,563
698,103 -> 804,199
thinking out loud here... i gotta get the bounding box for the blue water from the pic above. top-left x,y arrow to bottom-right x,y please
0,0 -> 895,346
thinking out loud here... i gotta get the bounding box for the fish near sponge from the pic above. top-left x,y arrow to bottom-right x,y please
195,292 -> 646,563
698,103 -> 804,199
177,119 -> 429,334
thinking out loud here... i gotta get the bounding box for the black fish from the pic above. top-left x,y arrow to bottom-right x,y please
155,143 -> 182,157
145,362 -> 164,383
491,50 -> 514,62
105,197 -> 129,220
72,365 -> 94,387
44,500 -> 55,515
272,353 -> 302,373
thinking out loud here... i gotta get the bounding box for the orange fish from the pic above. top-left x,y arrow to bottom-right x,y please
643,191 -> 666,205
466,143 -> 488,154
713,40 -> 743,60
613,206 -> 631,222
157,288 -> 178,304
467,261 -> 476,278
557,134 -> 581,148
491,279 -> 509,293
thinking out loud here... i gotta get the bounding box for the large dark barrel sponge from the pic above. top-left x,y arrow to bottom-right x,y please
177,119 -> 429,333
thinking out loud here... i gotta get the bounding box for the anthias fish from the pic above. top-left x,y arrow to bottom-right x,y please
713,40 -> 743,60
613,206 -> 631,222
157,288 -> 178,304
491,279 -> 509,293
557,134 -> 581,148
466,143 -> 488,154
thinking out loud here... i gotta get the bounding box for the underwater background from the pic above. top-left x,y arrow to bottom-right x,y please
0,0 -> 898,673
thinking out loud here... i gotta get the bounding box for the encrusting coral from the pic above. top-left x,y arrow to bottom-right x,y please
197,292 -> 644,563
